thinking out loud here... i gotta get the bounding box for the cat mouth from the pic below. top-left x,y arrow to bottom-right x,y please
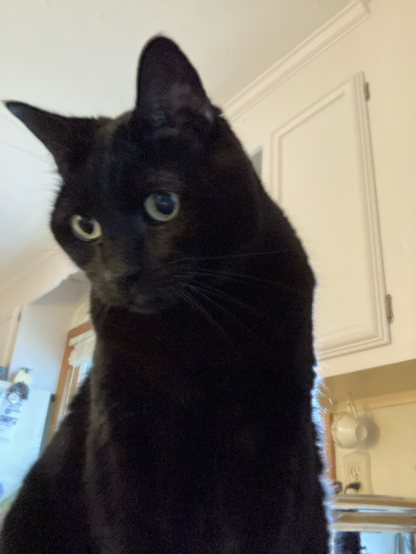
92,275 -> 177,314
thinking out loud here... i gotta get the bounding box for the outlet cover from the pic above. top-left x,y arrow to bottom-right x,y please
342,451 -> 373,494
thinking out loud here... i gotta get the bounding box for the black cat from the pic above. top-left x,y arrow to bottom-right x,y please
1,37 -> 329,553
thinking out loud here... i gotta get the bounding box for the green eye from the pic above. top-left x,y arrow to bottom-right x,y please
71,215 -> 102,241
144,192 -> 180,222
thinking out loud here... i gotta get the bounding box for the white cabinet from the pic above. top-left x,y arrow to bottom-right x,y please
224,0 -> 416,377
0,307 -> 21,370
229,73 -> 389,363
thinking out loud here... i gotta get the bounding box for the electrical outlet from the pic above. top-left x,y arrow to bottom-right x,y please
342,451 -> 373,494
350,464 -> 361,481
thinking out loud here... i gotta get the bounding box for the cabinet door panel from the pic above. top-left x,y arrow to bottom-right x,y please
236,74 -> 389,360
270,75 -> 389,359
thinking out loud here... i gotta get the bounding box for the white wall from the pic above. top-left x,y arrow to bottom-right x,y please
70,293 -> 91,329
0,250 -> 77,323
9,276 -> 89,392
335,401 -> 416,498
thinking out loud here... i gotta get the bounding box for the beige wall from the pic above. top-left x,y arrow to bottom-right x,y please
335,399 -> 416,498
0,250 -> 76,323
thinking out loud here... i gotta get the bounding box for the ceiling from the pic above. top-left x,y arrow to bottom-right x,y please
0,0 -> 351,292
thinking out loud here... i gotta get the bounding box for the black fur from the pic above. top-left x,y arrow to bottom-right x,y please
1,37 -> 329,553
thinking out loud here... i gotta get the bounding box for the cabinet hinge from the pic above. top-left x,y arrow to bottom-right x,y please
363,82 -> 370,101
385,294 -> 394,324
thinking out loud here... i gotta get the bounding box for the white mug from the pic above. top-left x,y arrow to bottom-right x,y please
332,402 -> 367,449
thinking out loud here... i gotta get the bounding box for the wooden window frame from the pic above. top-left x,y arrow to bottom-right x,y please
48,321 -> 92,439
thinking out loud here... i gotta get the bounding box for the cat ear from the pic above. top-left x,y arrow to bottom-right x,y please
4,101 -> 98,171
135,36 -> 214,131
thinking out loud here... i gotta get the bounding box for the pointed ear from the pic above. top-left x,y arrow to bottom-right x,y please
5,101 -> 99,171
135,37 -> 214,131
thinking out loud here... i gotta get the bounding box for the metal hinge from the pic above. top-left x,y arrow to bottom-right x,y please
385,294 -> 394,324
364,82 -> 370,101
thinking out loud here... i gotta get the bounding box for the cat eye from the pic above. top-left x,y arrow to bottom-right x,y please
144,192 -> 180,222
71,215 -> 102,241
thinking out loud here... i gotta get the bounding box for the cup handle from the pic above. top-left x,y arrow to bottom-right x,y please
347,401 -> 359,419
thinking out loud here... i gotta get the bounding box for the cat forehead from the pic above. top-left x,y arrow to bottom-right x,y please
146,168 -> 182,188
87,123 -> 183,194
97,112 -> 134,153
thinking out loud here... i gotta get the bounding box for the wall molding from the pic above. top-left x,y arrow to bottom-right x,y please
224,0 -> 370,121
0,250 -> 55,297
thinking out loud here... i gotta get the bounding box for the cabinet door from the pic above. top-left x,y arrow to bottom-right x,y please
0,307 -> 21,370
240,74 -> 389,360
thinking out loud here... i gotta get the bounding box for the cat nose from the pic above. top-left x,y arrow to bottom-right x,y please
117,271 -> 141,289
103,268 -> 141,283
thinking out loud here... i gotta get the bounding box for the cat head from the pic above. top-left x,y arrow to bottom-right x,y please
6,37 -> 264,314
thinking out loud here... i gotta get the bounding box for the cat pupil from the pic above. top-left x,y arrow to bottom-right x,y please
155,193 -> 175,215
79,217 -> 95,234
